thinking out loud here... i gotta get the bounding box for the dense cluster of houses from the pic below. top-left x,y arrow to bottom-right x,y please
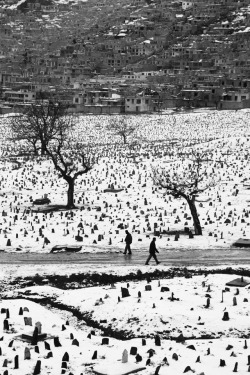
0,0 -> 250,114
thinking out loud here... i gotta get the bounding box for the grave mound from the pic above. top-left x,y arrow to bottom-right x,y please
103,188 -> 124,193
50,245 -> 82,253
232,238 -> 250,248
33,198 -> 51,205
226,277 -> 250,287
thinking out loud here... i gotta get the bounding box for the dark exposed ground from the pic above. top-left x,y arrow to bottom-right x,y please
3,266 -> 250,341
4,266 -> 250,291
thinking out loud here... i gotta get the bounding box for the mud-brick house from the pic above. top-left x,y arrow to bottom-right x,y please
219,89 -> 250,110
125,89 -> 162,113
73,89 -> 124,114
3,89 -> 36,103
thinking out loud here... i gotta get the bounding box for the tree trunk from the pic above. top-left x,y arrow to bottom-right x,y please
187,197 -> 202,235
67,178 -> 75,209
41,143 -> 46,156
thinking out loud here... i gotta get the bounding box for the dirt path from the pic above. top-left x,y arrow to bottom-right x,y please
0,247 -> 250,266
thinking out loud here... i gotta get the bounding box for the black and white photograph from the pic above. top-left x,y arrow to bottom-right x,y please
1,0 -> 250,374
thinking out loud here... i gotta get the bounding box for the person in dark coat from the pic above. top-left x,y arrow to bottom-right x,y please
145,237 -> 160,265
124,230 -> 132,254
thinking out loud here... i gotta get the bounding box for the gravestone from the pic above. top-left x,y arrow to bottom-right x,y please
31,327 -> 39,346
24,317 -> 32,326
44,341 -> 50,350
35,322 -> 42,334
33,360 -> 41,375
72,339 -> 79,346
54,337 -> 61,347
172,353 -> 178,360
184,366 -> 192,373
14,355 -> 19,369
130,347 -> 137,355
3,319 -> 9,331
136,354 -> 142,362
102,338 -> 109,345
122,349 -> 128,363
219,359 -> 226,367
24,347 -> 31,360
121,288 -> 130,298
161,286 -> 170,292
233,362 -> 238,372
222,311 -> 230,321
155,335 -> 161,346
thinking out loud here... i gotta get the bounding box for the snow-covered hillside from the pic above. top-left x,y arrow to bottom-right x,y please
1,272 -> 250,375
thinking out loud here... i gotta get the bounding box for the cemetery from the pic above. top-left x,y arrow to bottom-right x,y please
0,271 -> 250,374
0,109 -> 250,373
0,110 -> 250,254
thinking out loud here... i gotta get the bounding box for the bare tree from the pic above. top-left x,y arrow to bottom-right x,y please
106,116 -> 136,144
11,99 -> 74,156
45,139 -> 95,209
152,149 -> 219,235
10,99 -> 95,208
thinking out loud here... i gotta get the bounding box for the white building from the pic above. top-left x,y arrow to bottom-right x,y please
182,1 -> 193,10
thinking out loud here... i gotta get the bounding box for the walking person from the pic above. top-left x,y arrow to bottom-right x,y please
145,237 -> 160,265
124,230 -> 132,254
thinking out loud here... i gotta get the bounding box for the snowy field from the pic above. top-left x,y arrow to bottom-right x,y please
0,110 -> 250,374
1,270 -> 250,374
0,110 -> 250,254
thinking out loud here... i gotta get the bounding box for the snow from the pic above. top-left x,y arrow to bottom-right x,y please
0,110 -> 250,373
1,273 -> 250,374
0,111 -> 250,255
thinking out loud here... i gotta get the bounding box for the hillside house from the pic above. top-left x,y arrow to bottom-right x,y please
3,89 -> 36,103
182,1 -> 193,10
125,90 -> 161,113
220,89 -> 250,109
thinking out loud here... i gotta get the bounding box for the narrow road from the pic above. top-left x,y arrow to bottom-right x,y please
0,247 -> 250,266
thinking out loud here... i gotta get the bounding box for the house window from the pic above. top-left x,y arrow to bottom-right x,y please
132,99 -> 134,104
136,99 -> 141,104
136,106 -> 139,112
241,96 -> 246,100
235,96 -> 238,101
127,99 -> 130,102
